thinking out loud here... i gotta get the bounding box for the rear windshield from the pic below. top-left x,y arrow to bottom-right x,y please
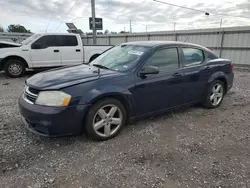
207,51 -> 218,60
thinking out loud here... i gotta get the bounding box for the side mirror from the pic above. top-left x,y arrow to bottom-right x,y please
31,43 -> 42,49
140,65 -> 159,77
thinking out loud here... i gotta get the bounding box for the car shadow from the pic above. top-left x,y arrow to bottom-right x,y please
126,104 -> 202,127
26,104 -> 204,145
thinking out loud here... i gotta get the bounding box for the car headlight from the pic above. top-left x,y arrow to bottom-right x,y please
35,91 -> 71,107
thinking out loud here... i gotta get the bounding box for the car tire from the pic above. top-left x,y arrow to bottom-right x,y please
85,98 -> 126,141
203,80 -> 225,109
4,59 -> 26,78
89,54 -> 100,63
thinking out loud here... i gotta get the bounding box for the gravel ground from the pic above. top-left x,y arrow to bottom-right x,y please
0,70 -> 250,188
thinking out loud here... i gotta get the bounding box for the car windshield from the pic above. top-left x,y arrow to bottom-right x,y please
21,34 -> 41,45
90,45 -> 151,72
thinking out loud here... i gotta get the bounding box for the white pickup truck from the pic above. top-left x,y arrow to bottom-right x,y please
0,33 -> 113,77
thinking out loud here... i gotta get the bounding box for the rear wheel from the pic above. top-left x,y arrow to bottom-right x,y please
85,98 -> 126,141
4,59 -> 25,77
203,80 -> 225,108
89,54 -> 100,63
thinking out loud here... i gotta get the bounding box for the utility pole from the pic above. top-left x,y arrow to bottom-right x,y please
91,0 -> 96,44
216,19 -> 223,53
174,22 -> 176,31
219,19 -> 223,29
130,19 -> 132,33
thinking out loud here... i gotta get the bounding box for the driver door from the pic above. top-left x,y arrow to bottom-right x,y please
133,47 -> 184,116
30,35 -> 61,67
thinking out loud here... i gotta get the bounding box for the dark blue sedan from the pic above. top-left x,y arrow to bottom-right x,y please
19,41 -> 234,140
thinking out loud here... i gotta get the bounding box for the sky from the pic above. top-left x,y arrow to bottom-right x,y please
0,0 -> 250,33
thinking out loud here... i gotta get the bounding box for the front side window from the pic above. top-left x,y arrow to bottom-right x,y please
146,48 -> 179,71
182,48 -> 204,67
31,35 -> 58,49
90,45 -> 150,72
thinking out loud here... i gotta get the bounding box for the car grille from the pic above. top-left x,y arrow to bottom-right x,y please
23,85 -> 39,104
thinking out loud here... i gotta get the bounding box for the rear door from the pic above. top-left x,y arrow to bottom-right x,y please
57,35 -> 82,66
179,47 -> 207,103
30,35 -> 61,67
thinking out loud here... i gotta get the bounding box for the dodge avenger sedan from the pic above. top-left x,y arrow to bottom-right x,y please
19,41 -> 234,140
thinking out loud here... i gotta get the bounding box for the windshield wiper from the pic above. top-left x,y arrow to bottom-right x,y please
92,64 -> 110,70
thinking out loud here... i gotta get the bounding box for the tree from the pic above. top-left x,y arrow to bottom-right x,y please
120,31 -> 129,34
104,29 -> 109,35
7,24 -> 32,33
0,25 -> 4,32
86,32 -> 103,35
104,30 -> 118,35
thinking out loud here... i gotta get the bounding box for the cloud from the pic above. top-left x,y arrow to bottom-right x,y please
0,0 -> 250,33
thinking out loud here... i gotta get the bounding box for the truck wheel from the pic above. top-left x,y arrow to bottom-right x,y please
203,80 -> 225,109
4,59 -> 26,78
85,98 -> 126,141
89,54 -> 100,63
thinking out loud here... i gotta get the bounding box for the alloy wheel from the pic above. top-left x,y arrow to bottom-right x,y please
92,104 -> 123,138
210,83 -> 223,106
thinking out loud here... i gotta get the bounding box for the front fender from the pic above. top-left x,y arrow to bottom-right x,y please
0,48 -> 21,58
0,49 -> 30,65
80,85 -> 132,104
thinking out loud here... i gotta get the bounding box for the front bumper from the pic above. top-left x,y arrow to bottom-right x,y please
19,96 -> 89,137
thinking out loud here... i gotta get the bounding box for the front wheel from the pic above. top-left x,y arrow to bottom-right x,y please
85,98 -> 126,141
203,80 -> 225,108
4,59 -> 25,77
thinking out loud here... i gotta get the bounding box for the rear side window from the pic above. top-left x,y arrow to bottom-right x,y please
32,35 -> 58,49
182,48 -> 204,67
147,48 -> 179,71
206,51 -> 218,60
57,35 -> 78,46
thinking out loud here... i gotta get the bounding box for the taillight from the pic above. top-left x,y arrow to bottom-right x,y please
230,63 -> 234,72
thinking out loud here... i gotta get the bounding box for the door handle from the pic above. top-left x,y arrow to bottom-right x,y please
54,50 -> 59,52
204,66 -> 211,70
172,72 -> 183,77
76,49 -> 81,52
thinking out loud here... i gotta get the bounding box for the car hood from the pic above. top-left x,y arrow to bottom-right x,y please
0,41 -> 22,48
26,64 -> 120,90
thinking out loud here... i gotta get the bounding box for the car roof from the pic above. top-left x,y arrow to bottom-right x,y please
122,41 -> 207,49
37,33 -> 80,36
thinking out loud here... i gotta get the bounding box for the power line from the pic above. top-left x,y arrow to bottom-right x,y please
45,0 -> 58,33
55,0 -> 78,31
153,0 -> 209,14
153,0 -> 250,19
